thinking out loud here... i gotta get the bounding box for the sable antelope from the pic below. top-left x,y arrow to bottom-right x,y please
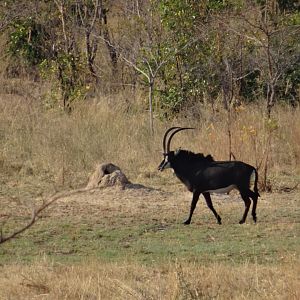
158,127 -> 260,225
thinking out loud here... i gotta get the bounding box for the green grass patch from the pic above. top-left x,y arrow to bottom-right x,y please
1,203 -> 299,266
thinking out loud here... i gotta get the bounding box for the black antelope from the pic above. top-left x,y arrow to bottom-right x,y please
158,127 -> 260,225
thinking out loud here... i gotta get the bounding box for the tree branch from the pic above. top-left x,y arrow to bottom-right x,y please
0,188 -> 97,245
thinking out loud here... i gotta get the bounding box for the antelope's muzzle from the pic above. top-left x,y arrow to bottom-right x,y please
158,156 -> 170,171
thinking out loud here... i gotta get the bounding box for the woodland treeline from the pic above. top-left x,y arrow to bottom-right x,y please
0,0 -> 299,116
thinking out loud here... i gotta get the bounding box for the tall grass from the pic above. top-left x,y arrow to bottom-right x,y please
0,93 -> 299,194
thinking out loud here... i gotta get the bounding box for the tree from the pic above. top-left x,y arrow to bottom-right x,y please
222,2 -> 300,116
76,0 -> 101,83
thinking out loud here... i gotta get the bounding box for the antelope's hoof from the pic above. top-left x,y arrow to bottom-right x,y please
183,220 -> 191,225
217,217 -> 222,225
239,220 -> 245,224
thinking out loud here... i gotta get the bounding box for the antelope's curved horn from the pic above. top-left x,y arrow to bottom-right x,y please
162,127 -> 181,153
166,127 -> 195,153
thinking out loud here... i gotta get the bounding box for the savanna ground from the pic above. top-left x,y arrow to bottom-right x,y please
0,93 -> 299,299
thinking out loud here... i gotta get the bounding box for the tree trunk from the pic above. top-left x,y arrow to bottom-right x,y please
266,81 -> 275,118
149,80 -> 154,135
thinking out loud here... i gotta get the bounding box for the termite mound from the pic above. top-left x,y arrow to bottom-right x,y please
86,163 -> 130,189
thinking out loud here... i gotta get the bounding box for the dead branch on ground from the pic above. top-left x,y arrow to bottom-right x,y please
0,188 -> 89,245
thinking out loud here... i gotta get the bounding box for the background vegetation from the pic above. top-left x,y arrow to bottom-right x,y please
1,0 -> 299,113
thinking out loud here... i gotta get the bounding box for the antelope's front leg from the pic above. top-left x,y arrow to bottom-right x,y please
184,190 -> 201,225
202,192 -> 222,224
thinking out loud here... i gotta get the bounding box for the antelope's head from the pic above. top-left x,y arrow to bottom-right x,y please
158,127 -> 194,171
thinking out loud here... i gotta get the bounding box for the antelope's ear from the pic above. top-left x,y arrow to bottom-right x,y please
174,148 -> 181,156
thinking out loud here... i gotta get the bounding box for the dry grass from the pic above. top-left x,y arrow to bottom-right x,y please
0,93 -> 160,195
0,259 -> 299,300
0,94 -> 299,196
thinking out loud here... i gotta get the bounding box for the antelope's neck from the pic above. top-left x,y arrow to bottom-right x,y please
172,167 -> 194,192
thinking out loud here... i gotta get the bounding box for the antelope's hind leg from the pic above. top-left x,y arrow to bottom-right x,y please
239,190 -> 251,224
202,192 -> 222,224
248,190 -> 258,223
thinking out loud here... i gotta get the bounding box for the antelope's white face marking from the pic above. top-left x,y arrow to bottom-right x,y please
205,185 -> 237,194
158,153 -> 171,171
158,154 -> 171,171
162,159 -> 171,169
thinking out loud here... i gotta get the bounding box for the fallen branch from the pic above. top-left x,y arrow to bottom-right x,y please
278,183 -> 299,193
0,188 -> 91,245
